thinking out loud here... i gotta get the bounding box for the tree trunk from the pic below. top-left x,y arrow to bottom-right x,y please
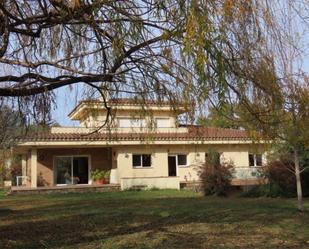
294,149 -> 304,212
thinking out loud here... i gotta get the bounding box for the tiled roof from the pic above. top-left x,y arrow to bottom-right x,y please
19,126 -> 251,142
108,98 -> 177,106
78,98 -> 178,106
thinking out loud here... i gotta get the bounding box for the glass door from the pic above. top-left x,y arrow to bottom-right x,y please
73,157 -> 89,184
54,157 -> 72,185
54,156 -> 89,185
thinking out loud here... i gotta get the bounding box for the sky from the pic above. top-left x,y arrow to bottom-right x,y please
51,55 -> 309,127
51,3 -> 309,127
51,85 -> 83,126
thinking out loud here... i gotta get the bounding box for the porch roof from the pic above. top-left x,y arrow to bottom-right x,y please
17,126 -> 256,142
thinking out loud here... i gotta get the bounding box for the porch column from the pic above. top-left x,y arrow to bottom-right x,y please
21,154 -> 27,185
30,149 -> 37,188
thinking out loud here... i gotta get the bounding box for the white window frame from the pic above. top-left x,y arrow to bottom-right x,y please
248,153 -> 263,167
155,118 -> 170,128
132,154 -> 152,168
118,118 -> 146,128
169,154 -> 188,167
53,155 -> 91,186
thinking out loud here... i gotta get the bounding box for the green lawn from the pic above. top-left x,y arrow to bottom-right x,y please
1,190 -> 309,249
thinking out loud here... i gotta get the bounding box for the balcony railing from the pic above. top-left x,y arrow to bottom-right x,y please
233,166 -> 265,179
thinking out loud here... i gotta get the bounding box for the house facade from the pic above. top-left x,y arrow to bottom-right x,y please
13,98 -> 267,190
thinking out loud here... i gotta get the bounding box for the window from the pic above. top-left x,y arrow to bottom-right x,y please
54,156 -> 89,185
132,154 -> 141,167
118,118 -> 145,128
256,154 -> 262,166
249,154 -> 255,167
177,154 -> 187,166
156,118 -> 170,128
132,154 -> 151,167
249,154 -> 263,167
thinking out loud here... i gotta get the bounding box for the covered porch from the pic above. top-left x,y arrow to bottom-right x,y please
13,147 -> 119,189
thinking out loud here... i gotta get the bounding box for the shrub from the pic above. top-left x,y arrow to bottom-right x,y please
199,150 -> 234,196
91,169 -> 106,181
264,158 -> 296,197
104,170 -> 111,183
240,185 -> 267,197
242,156 -> 309,198
10,161 -> 22,186
91,169 -> 111,183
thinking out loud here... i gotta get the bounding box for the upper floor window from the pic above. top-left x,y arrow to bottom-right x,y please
118,118 -> 145,128
132,154 -> 152,167
155,118 -> 170,128
249,153 -> 263,167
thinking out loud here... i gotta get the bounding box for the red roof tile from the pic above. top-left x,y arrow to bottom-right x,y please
19,126 -> 251,142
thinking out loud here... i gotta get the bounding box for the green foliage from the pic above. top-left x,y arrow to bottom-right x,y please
91,169 -> 110,181
199,149 -> 234,196
242,152 -> 309,198
104,170 -> 111,183
197,103 -> 240,129
0,105 -> 25,149
91,169 -> 105,181
240,185 -> 269,198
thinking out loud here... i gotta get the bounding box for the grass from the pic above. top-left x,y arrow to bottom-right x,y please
1,190 -> 309,249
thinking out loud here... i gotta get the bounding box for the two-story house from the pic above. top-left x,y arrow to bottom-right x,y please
12,98 -> 266,191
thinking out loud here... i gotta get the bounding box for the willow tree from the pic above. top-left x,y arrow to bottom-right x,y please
204,1 -> 309,212
0,0 -> 278,126
257,1 -> 309,212
178,0 -> 309,211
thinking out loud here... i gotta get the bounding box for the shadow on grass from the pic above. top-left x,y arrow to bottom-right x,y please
0,192 -> 308,249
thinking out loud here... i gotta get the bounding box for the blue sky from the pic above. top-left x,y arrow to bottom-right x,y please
51,6 -> 309,127
52,57 -> 309,127
51,85 -> 83,126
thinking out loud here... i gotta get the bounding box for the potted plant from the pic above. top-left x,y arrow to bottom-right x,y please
104,170 -> 111,184
91,169 -> 106,185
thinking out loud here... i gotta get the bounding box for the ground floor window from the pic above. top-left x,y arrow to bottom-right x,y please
54,156 -> 89,185
177,154 -> 187,166
132,154 -> 151,167
249,154 -> 263,167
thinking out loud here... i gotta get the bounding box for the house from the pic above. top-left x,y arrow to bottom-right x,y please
12,98 -> 267,191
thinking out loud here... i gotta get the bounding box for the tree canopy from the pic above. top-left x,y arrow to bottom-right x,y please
0,0 -> 278,125
197,103 -> 240,129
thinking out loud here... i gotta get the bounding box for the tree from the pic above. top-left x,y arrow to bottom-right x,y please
0,103 -> 25,186
0,0 -> 278,127
197,103 -> 241,129
235,1 -> 309,212
0,104 -> 25,149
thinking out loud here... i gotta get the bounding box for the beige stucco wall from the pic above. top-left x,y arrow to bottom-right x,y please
116,145 -> 169,181
121,177 -> 180,190
115,143 -> 267,188
79,109 -> 178,128
19,142 -> 267,189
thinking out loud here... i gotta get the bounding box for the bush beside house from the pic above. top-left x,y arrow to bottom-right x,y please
242,155 -> 309,198
199,150 -> 234,196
